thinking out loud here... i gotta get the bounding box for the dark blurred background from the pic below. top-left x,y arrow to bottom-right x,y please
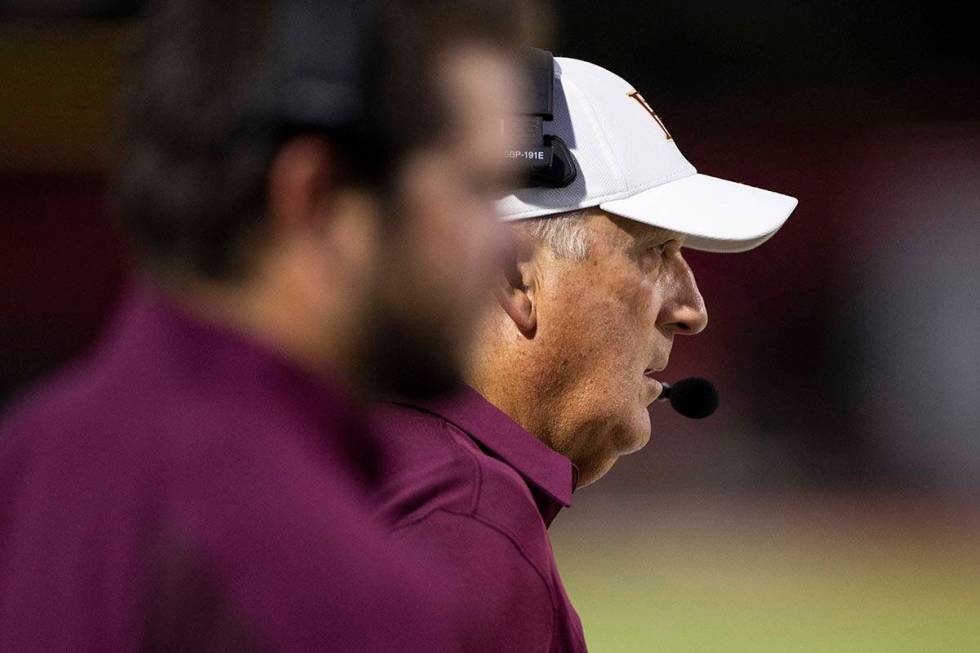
2,2 -> 978,650
554,0 -> 980,495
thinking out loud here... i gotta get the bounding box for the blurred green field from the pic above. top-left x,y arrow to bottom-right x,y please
550,494 -> 980,652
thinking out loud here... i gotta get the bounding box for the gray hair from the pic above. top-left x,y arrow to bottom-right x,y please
517,209 -> 591,260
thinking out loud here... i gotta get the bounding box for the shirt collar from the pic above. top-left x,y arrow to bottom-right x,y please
407,386 -> 577,526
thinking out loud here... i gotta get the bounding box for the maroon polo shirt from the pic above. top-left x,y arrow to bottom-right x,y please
374,388 -> 588,652
0,286 -> 457,652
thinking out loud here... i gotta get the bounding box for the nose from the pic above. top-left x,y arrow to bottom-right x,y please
659,257 -> 708,336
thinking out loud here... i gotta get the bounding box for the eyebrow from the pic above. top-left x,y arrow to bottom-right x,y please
634,226 -> 681,247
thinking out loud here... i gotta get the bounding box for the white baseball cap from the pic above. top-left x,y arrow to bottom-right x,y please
497,58 -> 798,253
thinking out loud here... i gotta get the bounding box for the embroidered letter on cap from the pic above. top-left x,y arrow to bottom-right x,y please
628,91 -> 673,141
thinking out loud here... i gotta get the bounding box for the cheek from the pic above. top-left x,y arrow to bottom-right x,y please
400,159 -> 484,274
629,276 -> 660,326
544,278 -> 645,387
600,274 -> 660,362
413,188 -> 497,275
402,206 -> 465,285
390,192 -> 501,347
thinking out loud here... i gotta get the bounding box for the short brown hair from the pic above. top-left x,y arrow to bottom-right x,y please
118,0 -> 529,280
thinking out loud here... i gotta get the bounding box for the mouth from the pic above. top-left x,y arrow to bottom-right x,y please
642,367 -> 665,402
643,362 -> 667,377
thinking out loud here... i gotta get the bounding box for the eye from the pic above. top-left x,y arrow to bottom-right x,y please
636,237 -> 677,268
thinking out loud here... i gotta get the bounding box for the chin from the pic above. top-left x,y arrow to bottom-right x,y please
573,399 -> 654,486
618,406 -> 652,455
576,454 -> 620,488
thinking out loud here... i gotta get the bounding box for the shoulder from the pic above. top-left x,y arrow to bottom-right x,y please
390,508 -> 557,652
374,402 -> 547,539
374,402 -> 562,620
0,347 -> 164,473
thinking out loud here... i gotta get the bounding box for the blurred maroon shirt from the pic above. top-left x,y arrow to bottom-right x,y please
374,388 -> 588,652
0,286 -> 456,652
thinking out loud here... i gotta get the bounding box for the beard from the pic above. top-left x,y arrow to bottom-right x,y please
357,281 -> 469,401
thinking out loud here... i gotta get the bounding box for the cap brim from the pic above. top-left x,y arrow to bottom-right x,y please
599,173 -> 797,253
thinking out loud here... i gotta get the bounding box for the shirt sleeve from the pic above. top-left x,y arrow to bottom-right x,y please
391,508 -> 557,653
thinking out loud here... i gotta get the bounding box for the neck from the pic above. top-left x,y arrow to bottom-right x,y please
468,318 -> 562,450
153,268 -> 361,393
468,316 -> 612,486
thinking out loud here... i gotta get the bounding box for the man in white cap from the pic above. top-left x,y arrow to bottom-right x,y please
375,56 -> 797,652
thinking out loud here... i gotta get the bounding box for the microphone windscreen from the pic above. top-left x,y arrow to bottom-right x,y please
668,377 -> 718,419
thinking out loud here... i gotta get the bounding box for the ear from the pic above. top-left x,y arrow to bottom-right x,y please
267,135 -> 380,265
266,136 -> 382,303
495,230 -> 538,336
266,135 -> 336,237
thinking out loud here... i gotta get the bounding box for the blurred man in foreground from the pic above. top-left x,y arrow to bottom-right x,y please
0,0 -> 525,650
376,57 -> 798,651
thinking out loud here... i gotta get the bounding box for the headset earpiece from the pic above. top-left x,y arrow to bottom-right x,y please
504,49 -> 579,190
